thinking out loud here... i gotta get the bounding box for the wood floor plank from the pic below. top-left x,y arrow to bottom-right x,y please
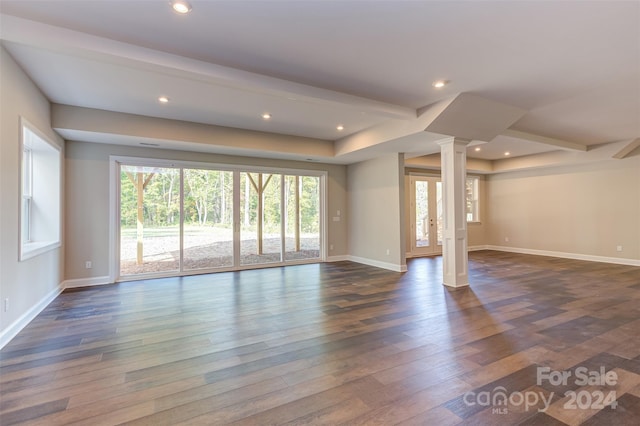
396,405 -> 463,426
0,398 -> 69,425
279,396 -> 371,425
348,376 -> 472,425
1,251 -> 638,425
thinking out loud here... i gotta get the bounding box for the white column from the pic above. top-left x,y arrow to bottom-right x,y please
438,137 -> 471,287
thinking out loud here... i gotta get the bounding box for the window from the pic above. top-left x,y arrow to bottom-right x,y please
19,119 -> 61,261
466,176 -> 480,222
21,147 -> 33,243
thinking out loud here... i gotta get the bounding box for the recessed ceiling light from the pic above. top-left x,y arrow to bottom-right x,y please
262,113 -> 272,120
171,0 -> 192,14
158,96 -> 169,103
474,147 -> 481,152
432,80 -> 448,89
504,151 -> 511,156
336,125 -> 345,131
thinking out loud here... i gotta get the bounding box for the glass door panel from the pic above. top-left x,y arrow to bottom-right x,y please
415,180 -> 429,248
120,165 -> 180,276
183,169 -> 234,270
240,172 -> 282,266
410,176 -> 442,256
284,175 -> 320,261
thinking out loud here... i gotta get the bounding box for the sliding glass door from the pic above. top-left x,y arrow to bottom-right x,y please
116,159 -> 324,280
183,169 -> 234,271
285,175 -> 320,261
119,165 -> 180,275
240,172 -> 282,266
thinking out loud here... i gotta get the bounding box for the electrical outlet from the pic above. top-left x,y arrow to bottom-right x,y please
386,249 -> 390,255
85,261 -> 92,269
4,298 -> 8,313
504,237 -> 510,243
616,245 -> 623,252
330,244 -> 334,250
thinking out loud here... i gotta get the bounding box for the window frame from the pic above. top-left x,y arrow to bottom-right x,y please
21,146 -> 33,243
19,118 -> 62,261
466,175 -> 481,223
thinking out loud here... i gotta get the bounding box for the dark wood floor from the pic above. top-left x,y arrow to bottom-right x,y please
1,251 -> 640,425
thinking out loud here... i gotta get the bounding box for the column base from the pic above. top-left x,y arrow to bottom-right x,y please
442,280 -> 470,288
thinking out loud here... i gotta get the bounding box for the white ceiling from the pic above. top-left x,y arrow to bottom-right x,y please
0,0 -> 638,163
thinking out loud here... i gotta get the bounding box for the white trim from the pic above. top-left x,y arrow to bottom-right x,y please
485,245 -> 640,267
0,284 -> 63,350
327,255 -> 350,262
406,246 -> 483,258
108,157 -> 118,283
19,117 -> 62,262
348,255 -> 407,272
406,251 -> 443,258
109,155 -> 328,178
320,173 -> 329,262
20,241 -> 61,261
63,276 -> 113,289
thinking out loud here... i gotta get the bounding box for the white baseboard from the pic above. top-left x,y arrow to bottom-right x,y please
63,275 -> 112,289
326,255 -> 350,262
484,245 -> 640,267
0,284 -> 63,350
348,255 -> 407,272
406,246 -> 485,258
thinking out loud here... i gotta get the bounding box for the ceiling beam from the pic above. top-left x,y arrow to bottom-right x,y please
502,129 -> 587,152
336,93 -> 526,158
612,138 -> 640,159
0,14 -> 415,120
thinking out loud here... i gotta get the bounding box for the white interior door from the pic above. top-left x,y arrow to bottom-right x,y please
410,176 -> 442,256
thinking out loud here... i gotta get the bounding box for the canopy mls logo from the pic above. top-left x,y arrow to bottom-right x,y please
462,366 -> 619,415
463,386 -> 553,414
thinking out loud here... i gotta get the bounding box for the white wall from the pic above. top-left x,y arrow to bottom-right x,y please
64,141 -> 348,282
0,46 -> 65,347
486,158 -> 640,263
348,153 -> 406,271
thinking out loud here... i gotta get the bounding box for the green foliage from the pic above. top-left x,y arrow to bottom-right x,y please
120,167 -> 320,236
300,176 -> 319,233
184,169 -> 234,226
120,167 -> 180,227
120,173 -> 137,227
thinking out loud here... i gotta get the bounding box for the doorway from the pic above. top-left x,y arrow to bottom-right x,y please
114,158 -> 325,280
409,175 -> 442,256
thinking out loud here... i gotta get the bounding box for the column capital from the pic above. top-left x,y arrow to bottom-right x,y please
437,137 -> 472,147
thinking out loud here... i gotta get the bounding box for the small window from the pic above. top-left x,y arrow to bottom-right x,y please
466,176 -> 480,222
20,119 -> 61,261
